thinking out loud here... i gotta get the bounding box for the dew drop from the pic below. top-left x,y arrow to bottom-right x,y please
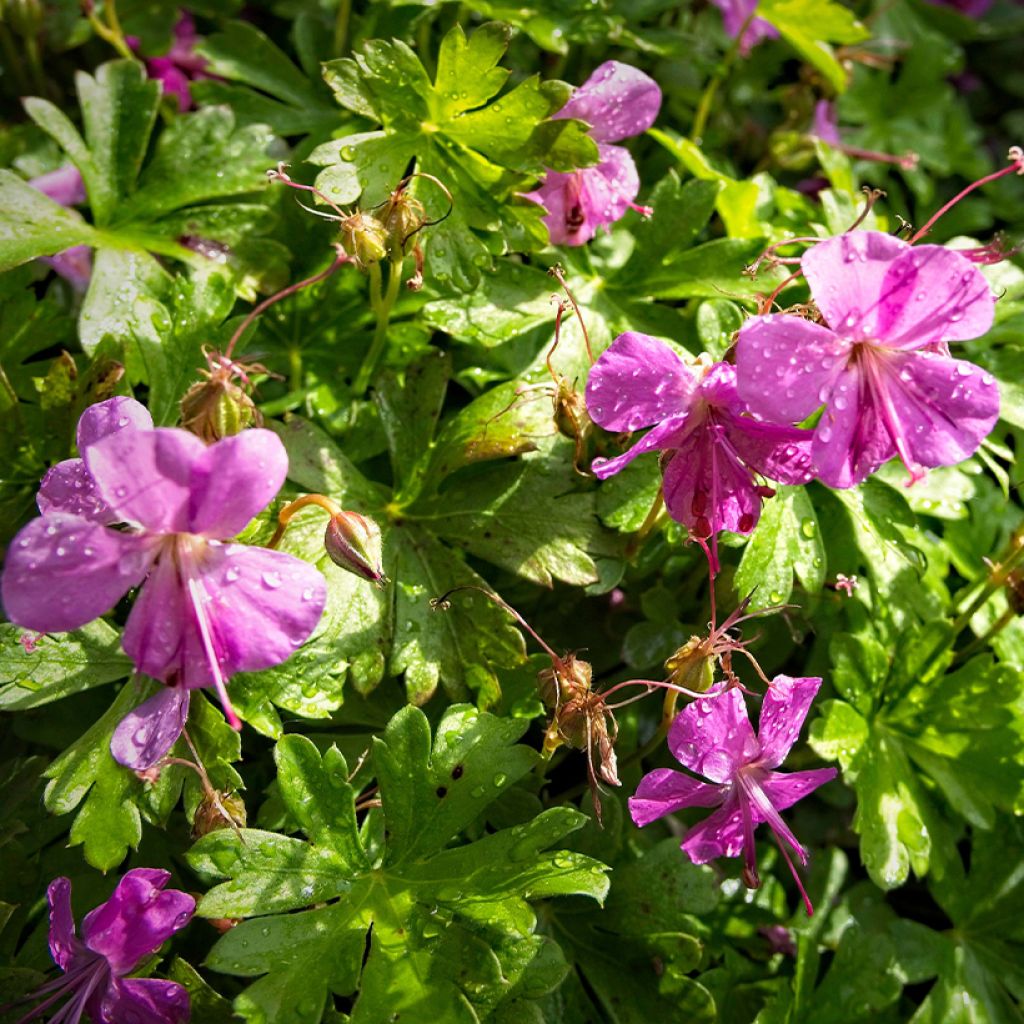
261,570 -> 283,589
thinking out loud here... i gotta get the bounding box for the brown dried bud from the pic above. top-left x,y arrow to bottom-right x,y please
191,789 -> 247,839
553,379 -> 592,445
538,653 -> 592,708
325,511 -> 386,586
340,212 -> 388,268
665,637 -> 716,694
380,187 -> 427,258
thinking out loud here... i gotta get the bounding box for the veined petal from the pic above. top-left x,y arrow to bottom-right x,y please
724,415 -> 815,485
110,686 -> 191,771
873,350 -> 1000,470
710,0 -> 779,52
86,428 -> 206,534
558,61 -> 662,143
47,877 -> 85,970
591,413 -> 688,478
1,514 -> 155,633
99,977 -> 191,1024
757,676 -> 824,768
661,420 -> 762,535
761,767 -> 838,811
187,429 -> 288,538
680,793 -> 746,862
585,331 -> 696,432
81,869 -> 194,975
194,543 -> 327,676
736,314 -> 849,424
872,245 -> 994,349
629,768 -> 725,826
77,397 -> 153,451
812,364 -> 896,488
37,459 -> 114,523
801,231 -> 912,340
668,688 -> 759,783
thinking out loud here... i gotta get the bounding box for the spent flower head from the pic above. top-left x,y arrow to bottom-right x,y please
630,676 -> 836,914
525,61 -> 661,246
1,397 -> 327,771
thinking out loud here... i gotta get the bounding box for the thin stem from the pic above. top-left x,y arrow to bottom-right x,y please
625,489 -> 665,559
225,247 -> 349,359
952,605 -> 1015,665
909,148 -> 1024,244
333,0 -> 353,54
268,493 -> 344,549
548,265 -> 593,363
353,258 -> 403,396
690,12 -> 754,143
86,0 -> 136,59
600,677 -> 709,704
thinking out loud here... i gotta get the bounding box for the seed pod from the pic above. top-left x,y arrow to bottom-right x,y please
180,377 -> 260,443
538,653 -> 592,708
325,511 -> 386,586
340,212 -> 388,268
191,789 -> 247,839
665,636 -> 716,694
380,186 -> 428,258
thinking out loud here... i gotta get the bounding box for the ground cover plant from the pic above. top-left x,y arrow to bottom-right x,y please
1,0 -> 1023,1020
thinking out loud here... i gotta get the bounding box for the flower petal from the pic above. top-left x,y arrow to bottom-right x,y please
680,793 -> 746,862
761,767 -> 838,811
812,364 -> 896,488
711,0 -> 779,52
590,413 -> 688,478
195,543 -> 327,676
1,513 -> 155,633
558,61 -> 662,143
86,428 -> 206,533
77,397 -> 153,451
725,416 -> 815,485
736,313 -> 849,424
30,164 -> 86,206
757,675 -> 824,768
81,868 -> 194,975
585,331 -> 696,432
47,877 -> 85,970
37,458 -> 114,523
801,231 -> 912,339
875,351 -> 1000,470
668,688 -> 759,784
187,429 -> 288,538
98,977 -> 192,1024
110,686 -> 191,771
871,245 -> 995,349
629,768 -> 724,826
43,245 -> 92,289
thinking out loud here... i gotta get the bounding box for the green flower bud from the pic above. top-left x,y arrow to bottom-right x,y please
180,378 -> 259,443
340,212 -> 388,269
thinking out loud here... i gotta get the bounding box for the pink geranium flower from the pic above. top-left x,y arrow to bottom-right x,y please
1,397 -> 327,770
525,61 -> 661,246
710,0 -> 779,55
586,332 -> 814,544
629,676 -> 836,914
132,11 -> 211,111
736,231 -> 1000,488
14,869 -> 193,1024
28,164 -> 92,290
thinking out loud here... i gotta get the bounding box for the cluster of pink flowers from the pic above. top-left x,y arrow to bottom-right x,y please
586,230 -> 1000,549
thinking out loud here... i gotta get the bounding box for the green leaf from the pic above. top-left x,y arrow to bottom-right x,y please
0,171 -> 99,273
759,0 -> 871,93
735,486 -> 826,610
0,621 -> 131,710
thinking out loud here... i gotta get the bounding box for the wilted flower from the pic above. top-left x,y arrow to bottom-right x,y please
28,164 -> 92,289
736,231 -> 1000,488
1,397 -> 327,770
525,61 -> 662,246
586,332 -> 814,546
710,0 -> 779,56
629,676 -> 836,914
13,869 -> 193,1024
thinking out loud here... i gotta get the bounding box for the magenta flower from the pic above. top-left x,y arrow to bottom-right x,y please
28,164 -> 92,290
710,0 -> 779,56
736,232 -> 1000,488
585,332 -> 814,542
525,61 -> 661,246
132,11 -> 211,111
923,0 -> 992,16
14,869 -> 193,1024
1,397 -> 327,770
629,677 -> 836,914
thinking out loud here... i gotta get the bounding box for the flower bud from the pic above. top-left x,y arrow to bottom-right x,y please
325,511 -> 386,586
538,653 -> 592,708
191,789 -> 247,839
180,377 -> 260,443
340,212 -> 388,268
665,637 -> 716,694
380,186 -> 427,257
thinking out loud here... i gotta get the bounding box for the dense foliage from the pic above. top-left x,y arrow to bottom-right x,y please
1,0 -> 1024,1021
